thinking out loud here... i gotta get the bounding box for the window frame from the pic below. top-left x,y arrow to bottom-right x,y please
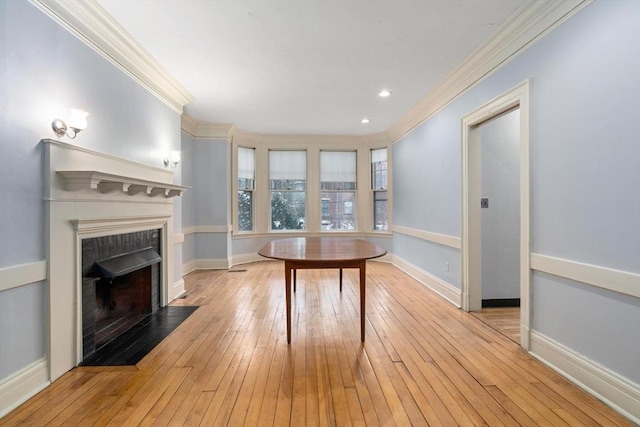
269,150 -> 308,231
320,150 -> 358,231
236,147 -> 255,232
371,148 -> 389,232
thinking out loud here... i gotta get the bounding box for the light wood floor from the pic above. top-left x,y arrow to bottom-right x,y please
471,308 -> 520,344
2,261 -> 632,426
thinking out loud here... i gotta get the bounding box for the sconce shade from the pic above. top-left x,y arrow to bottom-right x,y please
68,109 -> 89,130
164,150 -> 181,168
170,151 -> 181,163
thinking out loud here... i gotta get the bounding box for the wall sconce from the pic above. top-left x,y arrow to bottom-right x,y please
52,109 -> 89,139
164,151 -> 181,168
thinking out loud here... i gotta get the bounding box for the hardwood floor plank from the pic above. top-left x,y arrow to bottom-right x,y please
2,261 -> 634,427
106,366 -> 191,426
0,371 -> 92,424
43,371 -> 123,427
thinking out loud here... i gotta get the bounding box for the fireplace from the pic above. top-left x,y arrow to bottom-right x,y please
81,230 -> 162,360
45,139 -> 187,380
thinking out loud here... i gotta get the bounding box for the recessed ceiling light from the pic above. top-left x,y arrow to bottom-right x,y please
361,118 -> 370,124
378,90 -> 392,98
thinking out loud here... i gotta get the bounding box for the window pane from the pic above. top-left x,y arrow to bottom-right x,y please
238,178 -> 254,190
371,148 -> 388,190
321,191 -> 356,230
270,179 -> 306,191
320,181 -> 356,191
320,151 -> 356,182
271,191 -> 306,230
270,151 -> 306,180
374,190 -> 388,231
237,190 -> 253,231
371,148 -> 387,164
238,147 -> 255,180
372,162 -> 387,189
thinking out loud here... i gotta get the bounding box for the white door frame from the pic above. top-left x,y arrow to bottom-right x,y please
461,80 -> 531,350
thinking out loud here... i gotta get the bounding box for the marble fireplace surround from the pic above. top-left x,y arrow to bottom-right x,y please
44,139 -> 187,381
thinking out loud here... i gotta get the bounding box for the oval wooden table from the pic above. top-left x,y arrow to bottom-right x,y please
258,237 -> 386,343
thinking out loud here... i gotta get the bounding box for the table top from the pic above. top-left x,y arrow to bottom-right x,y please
258,237 -> 386,262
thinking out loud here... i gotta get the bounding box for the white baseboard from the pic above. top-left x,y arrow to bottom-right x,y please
172,278 -> 185,300
232,253 -> 268,266
195,258 -> 231,270
374,253 -> 393,263
182,260 -> 196,276
183,255 -> 264,274
530,331 -> 640,424
392,255 -> 461,307
0,358 -> 49,418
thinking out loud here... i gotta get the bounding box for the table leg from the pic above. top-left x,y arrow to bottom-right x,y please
285,262 -> 292,344
293,269 -> 297,293
339,268 -> 343,292
359,261 -> 366,342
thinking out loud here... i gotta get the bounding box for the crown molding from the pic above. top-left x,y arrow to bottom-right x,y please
30,0 -> 193,114
180,116 -> 234,139
197,123 -> 235,139
180,115 -> 198,136
180,116 -> 391,146
230,128 -> 391,147
387,0 -> 592,142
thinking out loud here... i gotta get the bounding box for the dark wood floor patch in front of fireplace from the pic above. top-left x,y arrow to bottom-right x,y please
80,306 -> 198,366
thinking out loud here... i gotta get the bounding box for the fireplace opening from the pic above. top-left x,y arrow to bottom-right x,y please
82,230 -> 161,360
94,266 -> 153,349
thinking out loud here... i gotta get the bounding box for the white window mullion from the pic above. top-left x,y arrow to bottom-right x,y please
307,146 -> 321,232
255,145 -> 269,233
357,147 -> 370,232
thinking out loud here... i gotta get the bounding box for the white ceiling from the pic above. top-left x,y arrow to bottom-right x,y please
97,0 -> 526,136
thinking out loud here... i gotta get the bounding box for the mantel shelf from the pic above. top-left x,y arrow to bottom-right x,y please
57,170 -> 188,198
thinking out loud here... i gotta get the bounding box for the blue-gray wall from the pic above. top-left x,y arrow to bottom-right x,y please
393,0 -> 639,383
184,137 -> 231,263
0,1 -> 182,379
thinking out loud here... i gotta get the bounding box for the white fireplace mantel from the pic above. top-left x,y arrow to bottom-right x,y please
57,170 -> 187,198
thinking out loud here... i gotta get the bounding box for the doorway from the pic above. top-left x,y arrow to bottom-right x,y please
461,80 -> 531,349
